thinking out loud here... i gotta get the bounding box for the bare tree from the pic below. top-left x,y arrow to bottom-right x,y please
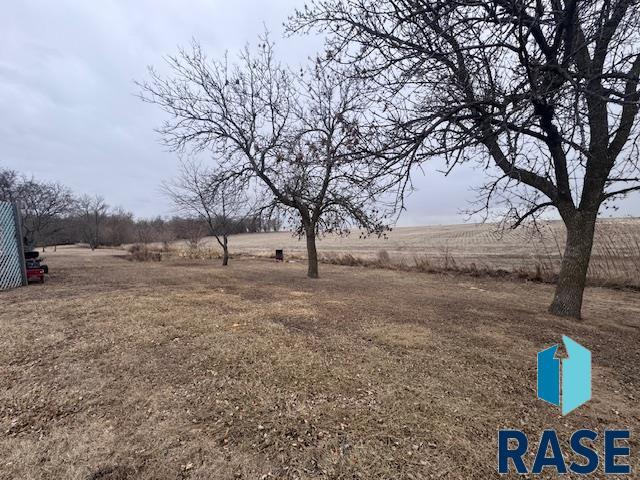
291,0 -> 640,317
179,218 -> 206,251
76,194 -> 108,250
163,160 -> 249,266
17,178 -> 74,250
102,207 -> 136,247
131,216 -> 174,251
0,168 -> 19,202
139,38 -> 393,278
0,168 -> 74,249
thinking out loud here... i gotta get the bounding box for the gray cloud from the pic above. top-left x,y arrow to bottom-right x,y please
1,1 -> 638,225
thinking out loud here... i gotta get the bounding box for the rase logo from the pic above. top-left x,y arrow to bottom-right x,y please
537,335 -> 591,416
498,429 -> 631,475
498,336 -> 632,475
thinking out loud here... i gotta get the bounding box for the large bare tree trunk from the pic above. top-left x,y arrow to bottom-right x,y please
305,226 -> 319,279
222,235 -> 229,266
549,212 -> 597,319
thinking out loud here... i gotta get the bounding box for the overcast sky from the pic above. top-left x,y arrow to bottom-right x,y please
1,1 -> 638,225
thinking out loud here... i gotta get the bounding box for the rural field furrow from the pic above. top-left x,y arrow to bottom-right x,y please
187,219 -> 640,287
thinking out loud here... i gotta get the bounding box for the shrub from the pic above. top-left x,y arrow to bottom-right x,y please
128,243 -> 162,262
376,249 -> 391,266
175,246 -> 222,260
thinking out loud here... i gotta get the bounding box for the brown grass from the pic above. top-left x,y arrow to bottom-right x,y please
1,247 -> 638,479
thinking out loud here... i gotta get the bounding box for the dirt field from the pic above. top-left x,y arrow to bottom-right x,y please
215,218 -> 640,259
1,248 -> 639,479
201,219 -> 640,286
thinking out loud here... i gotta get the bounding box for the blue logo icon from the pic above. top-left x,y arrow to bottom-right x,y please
537,335 -> 591,415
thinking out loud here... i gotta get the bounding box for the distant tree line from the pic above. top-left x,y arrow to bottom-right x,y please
0,167 -> 280,250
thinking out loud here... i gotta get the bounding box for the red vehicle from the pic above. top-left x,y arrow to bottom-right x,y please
25,251 -> 47,284
26,266 -> 45,283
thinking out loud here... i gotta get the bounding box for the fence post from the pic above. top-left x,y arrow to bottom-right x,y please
12,203 -> 28,286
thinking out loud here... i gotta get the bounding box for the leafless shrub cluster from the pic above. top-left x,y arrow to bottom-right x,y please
174,246 -> 223,261
127,242 -> 228,262
128,244 -> 163,262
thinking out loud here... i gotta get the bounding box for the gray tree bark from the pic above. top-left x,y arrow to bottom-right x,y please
549,212 -> 598,319
305,225 -> 319,279
222,235 -> 229,266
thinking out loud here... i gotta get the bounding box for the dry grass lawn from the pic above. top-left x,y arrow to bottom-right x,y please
1,247 -> 639,479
